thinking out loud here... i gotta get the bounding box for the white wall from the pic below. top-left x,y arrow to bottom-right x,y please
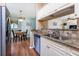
21,18 -> 31,37
6,3 -> 36,18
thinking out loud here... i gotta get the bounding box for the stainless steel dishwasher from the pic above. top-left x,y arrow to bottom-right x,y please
34,34 -> 40,55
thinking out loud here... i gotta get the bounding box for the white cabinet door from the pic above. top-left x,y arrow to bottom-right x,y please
40,37 -> 79,56
46,44 -> 72,56
46,39 -> 71,56
37,3 -> 67,20
40,44 -> 47,56
46,39 -> 77,56
75,3 -> 79,18
37,3 -> 72,20
46,45 -> 63,56
40,37 -> 47,56
41,37 -> 71,56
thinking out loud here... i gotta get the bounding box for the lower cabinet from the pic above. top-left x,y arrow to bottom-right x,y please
46,45 -> 64,56
40,37 -> 79,56
40,37 -> 47,56
46,43 -> 71,56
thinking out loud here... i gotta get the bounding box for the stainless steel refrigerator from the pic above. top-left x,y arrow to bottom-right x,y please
0,6 -> 6,56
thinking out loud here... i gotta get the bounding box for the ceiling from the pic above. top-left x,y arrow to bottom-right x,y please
6,3 -> 36,18
36,3 -> 47,11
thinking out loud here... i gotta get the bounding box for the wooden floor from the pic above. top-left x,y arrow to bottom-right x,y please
6,39 -> 37,56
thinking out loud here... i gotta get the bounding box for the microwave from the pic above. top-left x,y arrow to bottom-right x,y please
69,25 -> 77,29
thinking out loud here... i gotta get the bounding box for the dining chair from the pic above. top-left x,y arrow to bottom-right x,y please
22,30 -> 28,40
12,30 -> 17,42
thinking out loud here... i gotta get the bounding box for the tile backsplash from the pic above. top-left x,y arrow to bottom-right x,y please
41,29 -> 79,39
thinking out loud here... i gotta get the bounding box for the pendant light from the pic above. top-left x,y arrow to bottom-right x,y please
18,10 -> 25,21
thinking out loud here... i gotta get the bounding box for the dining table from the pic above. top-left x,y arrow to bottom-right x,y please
15,31 -> 24,41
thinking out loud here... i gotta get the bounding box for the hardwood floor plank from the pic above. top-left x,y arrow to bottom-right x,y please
6,39 -> 38,56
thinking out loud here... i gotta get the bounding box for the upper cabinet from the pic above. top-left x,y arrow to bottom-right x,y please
75,3 -> 79,18
75,3 -> 79,29
37,3 -> 74,20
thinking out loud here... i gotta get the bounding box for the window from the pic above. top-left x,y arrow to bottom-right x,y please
11,23 -> 18,29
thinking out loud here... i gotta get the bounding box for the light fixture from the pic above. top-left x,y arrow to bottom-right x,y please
18,19 -> 24,21
17,10 -> 25,21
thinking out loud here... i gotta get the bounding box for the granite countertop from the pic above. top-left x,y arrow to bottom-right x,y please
44,36 -> 79,49
34,32 -> 79,51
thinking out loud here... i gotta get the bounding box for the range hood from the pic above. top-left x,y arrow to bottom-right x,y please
39,5 -> 74,21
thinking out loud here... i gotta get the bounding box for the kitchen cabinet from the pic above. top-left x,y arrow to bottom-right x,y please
75,3 -> 79,18
40,37 -> 47,56
40,36 -> 79,56
46,44 -> 68,56
46,39 -> 73,56
40,37 -> 66,56
37,3 -> 73,20
37,3 -> 67,20
75,3 -> 79,29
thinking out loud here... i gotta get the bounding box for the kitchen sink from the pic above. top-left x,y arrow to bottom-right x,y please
43,34 -> 60,40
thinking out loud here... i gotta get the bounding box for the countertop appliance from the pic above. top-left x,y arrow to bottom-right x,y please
69,25 -> 77,29
34,34 -> 40,55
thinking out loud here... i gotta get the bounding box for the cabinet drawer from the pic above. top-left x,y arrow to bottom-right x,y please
47,40 -> 76,56
46,43 -> 72,56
